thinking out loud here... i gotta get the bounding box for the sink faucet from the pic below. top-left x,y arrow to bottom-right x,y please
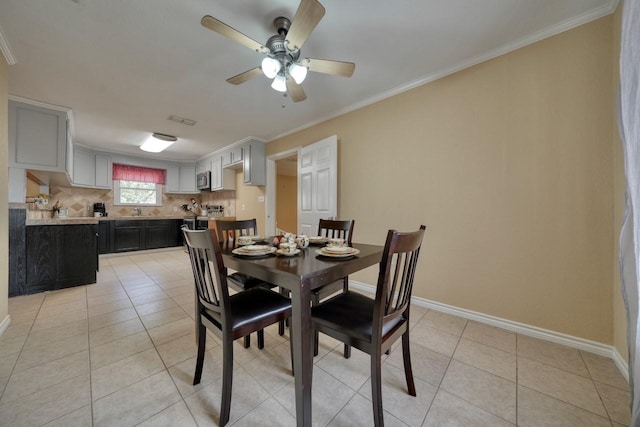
133,207 -> 142,216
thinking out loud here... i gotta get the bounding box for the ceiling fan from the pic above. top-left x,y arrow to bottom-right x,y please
201,0 -> 355,102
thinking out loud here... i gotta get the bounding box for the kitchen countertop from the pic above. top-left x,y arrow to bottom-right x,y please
25,215 -> 235,226
26,217 -> 100,226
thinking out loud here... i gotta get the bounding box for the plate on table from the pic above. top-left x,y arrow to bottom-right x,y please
237,236 -> 266,245
309,236 -> 329,245
276,248 -> 301,257
232,245 -> 276,257
315,247 -> 360,258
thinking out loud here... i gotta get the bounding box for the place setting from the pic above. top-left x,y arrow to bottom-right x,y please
315,238 -> 360,260
231,244 -> 277,258
273,232 -> 309,257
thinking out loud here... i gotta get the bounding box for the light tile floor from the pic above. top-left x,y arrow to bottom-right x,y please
0,248 -> 631,426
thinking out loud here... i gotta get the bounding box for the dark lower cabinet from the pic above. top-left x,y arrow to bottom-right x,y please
97,220 -> 112,254
110,219 -> 182,253
9,209 -> 27,297
22,224 -> 98,296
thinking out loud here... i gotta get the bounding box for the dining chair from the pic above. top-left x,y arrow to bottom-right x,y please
311,225 -> 426,427
183,227 -> 292,427
314,219 -> 355,357
216,219 -> 278,348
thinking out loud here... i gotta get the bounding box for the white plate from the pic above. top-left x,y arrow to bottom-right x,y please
316,248 -> 360,258
309,236 -> 328,243
238,244 -> 270,252
276,248 -> 301,257
322,245 -> 352,253
232,246 -> 276,257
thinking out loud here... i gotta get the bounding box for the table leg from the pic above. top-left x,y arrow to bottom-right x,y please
290,283 -> 313,427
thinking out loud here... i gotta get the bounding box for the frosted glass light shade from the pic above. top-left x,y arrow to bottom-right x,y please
140,133 -> 177,153
271,74 -> 287,92
288,62 -> 308,84
261,57 -> 282,79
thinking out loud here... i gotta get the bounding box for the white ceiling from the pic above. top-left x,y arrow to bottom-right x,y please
0,0 -> 616,161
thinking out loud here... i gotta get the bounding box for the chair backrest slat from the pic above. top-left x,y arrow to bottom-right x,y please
318,219 -> 355,245
216,219 -> 259,247
183,227 -> 231,320
374,226 -> 426,333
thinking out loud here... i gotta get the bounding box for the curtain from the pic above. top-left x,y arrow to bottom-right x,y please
112,163 -> 166,185
619,1 -> 640,425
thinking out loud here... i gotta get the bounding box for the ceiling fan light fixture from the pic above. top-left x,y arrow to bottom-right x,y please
140,133 -> 178,153
271,74 -> 287,92
288,62 -> 308,84
261,57 -> 282,79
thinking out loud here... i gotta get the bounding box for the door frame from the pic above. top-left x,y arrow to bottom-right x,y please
265,146 -> 301,236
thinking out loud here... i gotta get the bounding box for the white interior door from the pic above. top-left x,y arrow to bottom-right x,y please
298,135 -> 337,236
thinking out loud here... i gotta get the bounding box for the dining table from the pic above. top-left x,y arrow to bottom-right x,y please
221,241 -> 384,427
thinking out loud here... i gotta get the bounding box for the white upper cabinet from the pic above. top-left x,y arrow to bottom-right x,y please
211,155 -> 236,191
242,140 -> 265,186
9,100 -> 69,173
165,164 -> 197,194
72,146 -> 112,189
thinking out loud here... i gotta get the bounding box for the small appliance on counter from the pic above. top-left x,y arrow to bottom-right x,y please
93,202 -> 107,217
208,205 -> 224,218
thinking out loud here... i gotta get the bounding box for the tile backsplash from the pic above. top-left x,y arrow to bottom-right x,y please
40,186 -> 236,218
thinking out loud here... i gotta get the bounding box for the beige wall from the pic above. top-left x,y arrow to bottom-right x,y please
264,16 -> 617,344
0,54 -> 9,324
233,170 -> 266,235
276,174 -> 297,232
612,5 -> 628,361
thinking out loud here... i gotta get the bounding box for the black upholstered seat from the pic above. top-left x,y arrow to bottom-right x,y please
183,227 -> 292,426
312,225 -> 426,427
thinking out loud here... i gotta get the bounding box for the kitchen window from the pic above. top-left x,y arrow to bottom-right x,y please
112,163 -> 165,206
113,180 -> 163,206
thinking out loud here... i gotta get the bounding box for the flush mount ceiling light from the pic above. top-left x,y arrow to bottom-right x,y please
201,0 -> 355,103
140,133 -> 178,153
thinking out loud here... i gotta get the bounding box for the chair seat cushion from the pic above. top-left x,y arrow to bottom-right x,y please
228,272 -> 275,290
207,288 -> 291,331
311,291 -> 403,343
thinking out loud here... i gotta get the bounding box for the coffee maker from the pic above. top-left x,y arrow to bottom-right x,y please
93,202 -> 107,217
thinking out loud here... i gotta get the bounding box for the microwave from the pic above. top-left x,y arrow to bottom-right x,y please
196,171 -> 210,190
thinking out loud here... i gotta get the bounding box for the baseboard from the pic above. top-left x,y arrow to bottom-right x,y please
350,280 -> 629,379
0,315 -> 11,336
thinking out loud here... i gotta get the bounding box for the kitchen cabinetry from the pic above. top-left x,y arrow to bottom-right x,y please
242,140 -> 266,185
111,219 -> 182,253
8,100 -> 69,173
166,164 -> 198,194
211,155 -> 236,191
222,146 -> 243,167
72,146 -> 112,189
97,220 -> 112,254
22,224 -> 97,296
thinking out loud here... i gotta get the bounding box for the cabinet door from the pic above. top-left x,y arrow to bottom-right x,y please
9,101 -> 68,172
56,225 -> 97,289
210,156 -> 221,190
165,165 -> 180,193
73,148 -> 95,187
113,221 -> 145,252
145,220 -> 172,249
95,154 -> 112,188
243,142 -> 266,185
25,226 -> 58,294
179,165 -> 197,193
97,221 -> 112,254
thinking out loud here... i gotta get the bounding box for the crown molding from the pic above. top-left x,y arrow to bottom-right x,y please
268,0 -> 621,143
0,24 -> 16,65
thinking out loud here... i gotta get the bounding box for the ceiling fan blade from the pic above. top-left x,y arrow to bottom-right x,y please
201,15 -> 269,54
227,67 -> 263,85
305,58 -> 355,78
286,77 -> 307,102
286,0 -> 326,51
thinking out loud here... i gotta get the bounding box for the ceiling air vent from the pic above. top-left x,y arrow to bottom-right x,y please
167,115 -> 197,126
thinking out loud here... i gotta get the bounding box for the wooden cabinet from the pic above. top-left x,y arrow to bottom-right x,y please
72,146 -> 112,189
97,220 -> 112,254
110,219 -> 182,253
222,146 -> 243,167
23,224 -> 97,296
166,164 -> 198,194
8,100 -> 69,173
113,220 -> 145,252
8,209 -> 27,297
211,156 -> 236,191
242,140 -> 266,185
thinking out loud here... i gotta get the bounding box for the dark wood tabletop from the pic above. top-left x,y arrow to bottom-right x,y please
221,242 -> 384,427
